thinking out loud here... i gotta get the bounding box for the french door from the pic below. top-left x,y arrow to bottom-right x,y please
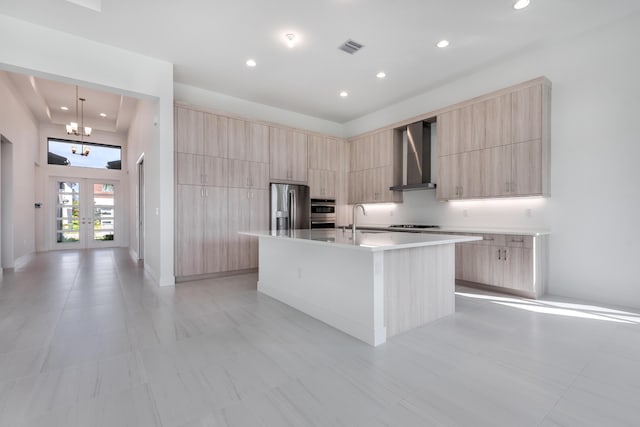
53,179 -> 119,249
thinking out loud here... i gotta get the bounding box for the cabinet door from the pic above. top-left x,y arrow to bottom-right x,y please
309,169 -> 336,198
227,188 -> 252,271
228,118 -> 249,160
203,187 -> 228,274
308,136 -> 338,170
289,131 -> 308,182
249,189 -> 269,268
176,153 -> 204,185
175,107 -> 203,154
373,130 -> 394,167
202,157 -> 228,187
228,159 -> 250,188
175,185 -> 204,276
463,150 -> 483,198
485,94 -> 512,148
438,107 -> 471,156
269,127 -> 289,180
480,145 -> 511,197
249,122 -> 270,163
437,153 -> 466,200
503,247 -> 533,292
204,114 -> 228,158
469,103 -> 486,152
511,139 -> 542,196
512,85 -> 542,143
349,137 -> 365,171
348,170 -> 365,204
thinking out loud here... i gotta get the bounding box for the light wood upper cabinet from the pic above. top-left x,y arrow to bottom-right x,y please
511,139 -> 542,195
175,107 -> 204,154
437,79 -> 550,200
512,85 -> 542,143
309,169 -> 336,198
270,127 -> 308,182
176,153 -> 227,187
228,159 -> 269,189
438,105 -> 484,155
485,93 -> 512,148
308,136 -> 339,171
249,122 -> 270,163
480,145 -> 511,197
203,114 -> 228,158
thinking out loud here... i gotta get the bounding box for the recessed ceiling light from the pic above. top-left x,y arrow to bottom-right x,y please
339,91 -> 348,98
436,40 -> 450,48
376,72 -> 386,79
100,113 -> 107,117
60,106 -> 69,111
246,59 -> 257,67
513,0 -> 530,10
285,33 -> 296,48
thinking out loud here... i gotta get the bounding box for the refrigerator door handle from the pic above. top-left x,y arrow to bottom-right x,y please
288,189 -> 296,230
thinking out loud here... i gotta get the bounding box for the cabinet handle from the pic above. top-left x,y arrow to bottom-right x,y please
497,249 -> 501,260
505,181 -> 510,193
503,249 -> 507,261
484,237 -> 494,241
510,181 -> 515,193
511,238 -> 524,243
205,188 -> 208,197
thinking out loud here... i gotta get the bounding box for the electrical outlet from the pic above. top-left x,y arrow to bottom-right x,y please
526,208 -> 532,217
389,210 -> 394,216
463,209 -> 468,217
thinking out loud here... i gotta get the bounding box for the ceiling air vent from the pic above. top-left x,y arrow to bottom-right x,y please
338,39 -> 364,55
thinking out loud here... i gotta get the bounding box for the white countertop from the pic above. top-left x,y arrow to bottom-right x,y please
240,229 -> 482,252
342,224 -> 551,236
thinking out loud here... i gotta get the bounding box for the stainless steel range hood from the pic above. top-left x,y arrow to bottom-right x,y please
389,120 -> 436,191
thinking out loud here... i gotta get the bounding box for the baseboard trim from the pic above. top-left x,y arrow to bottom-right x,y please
175,268 -> 258,283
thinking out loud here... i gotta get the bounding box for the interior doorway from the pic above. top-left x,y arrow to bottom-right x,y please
137,154 -> 145,261
1,135 -> 14,271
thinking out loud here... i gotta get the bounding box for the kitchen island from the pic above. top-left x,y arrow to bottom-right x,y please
241,229 -> 481,346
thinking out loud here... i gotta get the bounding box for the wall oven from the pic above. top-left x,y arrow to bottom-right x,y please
310,198 -> 336,229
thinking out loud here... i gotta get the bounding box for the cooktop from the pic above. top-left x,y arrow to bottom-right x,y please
389,224 -> 440,229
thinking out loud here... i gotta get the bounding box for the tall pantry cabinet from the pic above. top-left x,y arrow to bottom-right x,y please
175,108 -> 229,276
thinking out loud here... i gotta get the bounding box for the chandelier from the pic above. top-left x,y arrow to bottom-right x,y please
66,86 -> 92,156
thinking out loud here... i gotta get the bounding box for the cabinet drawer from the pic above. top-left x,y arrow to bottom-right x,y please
506,235 -> 533,248
476,234 -> 505,246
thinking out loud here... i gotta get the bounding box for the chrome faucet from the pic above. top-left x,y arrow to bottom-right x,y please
352,204 -> 366,234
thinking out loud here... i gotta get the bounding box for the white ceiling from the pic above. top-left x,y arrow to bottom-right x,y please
6,73 -> 138,134
2,0 -> 639,123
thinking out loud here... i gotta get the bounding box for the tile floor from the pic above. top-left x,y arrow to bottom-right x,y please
0,248 -> 639,426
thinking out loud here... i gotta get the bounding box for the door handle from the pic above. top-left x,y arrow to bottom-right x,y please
497,249 -> 501,260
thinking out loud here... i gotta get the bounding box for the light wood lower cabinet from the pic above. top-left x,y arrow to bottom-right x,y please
227,188 -> 268,271
455,233 -> 545,297
175,185 -> 228,276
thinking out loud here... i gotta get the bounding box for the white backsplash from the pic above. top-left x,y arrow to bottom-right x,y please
354,190 -> 551,230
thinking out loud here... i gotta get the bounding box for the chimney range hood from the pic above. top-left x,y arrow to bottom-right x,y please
389,120 -> 436,191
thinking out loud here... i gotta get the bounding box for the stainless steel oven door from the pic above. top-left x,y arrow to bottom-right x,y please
310,200 -> 336,219
310,220 -> 336,229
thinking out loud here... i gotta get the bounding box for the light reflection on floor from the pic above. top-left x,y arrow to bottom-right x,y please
456,290 -> 640,325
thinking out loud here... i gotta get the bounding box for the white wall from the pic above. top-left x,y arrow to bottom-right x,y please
0,14 -> 175,286
0,71 -> 39,265
175,82 -> 345,138
347,13 -> 640,308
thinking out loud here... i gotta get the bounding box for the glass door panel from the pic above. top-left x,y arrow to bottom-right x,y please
55,181 -> 81,247
92,183 -> 116,243
53,179 -> 119,249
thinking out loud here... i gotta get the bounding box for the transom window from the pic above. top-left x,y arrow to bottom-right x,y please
47,138 -> 121,170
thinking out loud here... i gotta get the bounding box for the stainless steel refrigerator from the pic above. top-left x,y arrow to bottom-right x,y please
270,183 -> 310,231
